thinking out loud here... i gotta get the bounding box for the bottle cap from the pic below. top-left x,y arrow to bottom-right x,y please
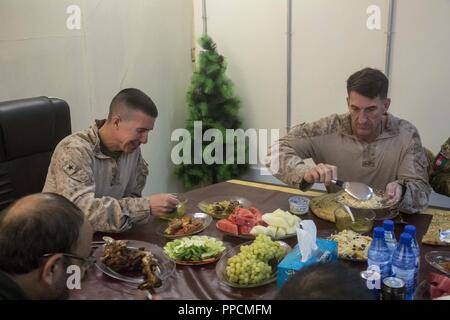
383,220 -> 395,231
404,225 -> 416,236
399,232 -> 412,245
374,227 -> 385,238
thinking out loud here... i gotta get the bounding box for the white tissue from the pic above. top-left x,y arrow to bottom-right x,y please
296,220 -> 319,262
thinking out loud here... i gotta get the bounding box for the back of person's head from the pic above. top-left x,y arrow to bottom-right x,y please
347,67 -> 389,99
0,193 -> 90,299
276,261 -> 376,300
108,88 -> 158,120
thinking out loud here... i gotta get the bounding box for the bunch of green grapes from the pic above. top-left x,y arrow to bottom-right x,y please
240,234 -> 287,262
225,255 -> 272,285
225,235 -> 288,285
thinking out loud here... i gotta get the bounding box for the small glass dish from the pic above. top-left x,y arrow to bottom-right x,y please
288,196 -> 310,215
425,251 -> 450,276
159,194 -> 188,220
334,206 -> 375,234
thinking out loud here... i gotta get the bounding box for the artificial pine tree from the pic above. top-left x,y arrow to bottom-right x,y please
174,35 -> 248,189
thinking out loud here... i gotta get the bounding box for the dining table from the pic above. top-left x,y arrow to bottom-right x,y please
70,179 -> 450,300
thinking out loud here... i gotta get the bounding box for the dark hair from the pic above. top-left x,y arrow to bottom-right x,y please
276,261 -> 376,300
0,193 -> 84,274
347,67 -> 389,99
108,88 -> 158,120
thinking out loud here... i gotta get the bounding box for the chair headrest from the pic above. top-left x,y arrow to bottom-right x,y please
0,96 -> 71,161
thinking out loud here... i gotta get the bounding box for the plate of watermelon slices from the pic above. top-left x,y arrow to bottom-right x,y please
215,207 -> 297,240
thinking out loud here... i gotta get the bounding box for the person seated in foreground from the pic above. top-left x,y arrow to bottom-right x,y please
0,193 -> 93,300
276,261 -> 376,300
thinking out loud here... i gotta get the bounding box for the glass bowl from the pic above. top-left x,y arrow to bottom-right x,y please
334,206 -> 375,234
336,190 -> 399,221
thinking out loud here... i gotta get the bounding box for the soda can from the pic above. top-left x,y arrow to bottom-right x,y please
381,277 -> 405,300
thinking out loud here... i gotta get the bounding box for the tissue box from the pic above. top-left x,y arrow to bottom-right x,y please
277,238 -> 338,288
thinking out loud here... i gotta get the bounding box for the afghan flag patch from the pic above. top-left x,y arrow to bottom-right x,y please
433,153 -> 449,171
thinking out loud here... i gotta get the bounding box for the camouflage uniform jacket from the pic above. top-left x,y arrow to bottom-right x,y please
43,120 -> 150,232
265,113 -> 431,213
430,136 -> 450,197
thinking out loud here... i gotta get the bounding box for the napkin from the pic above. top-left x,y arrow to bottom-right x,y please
296,220 -> 319,262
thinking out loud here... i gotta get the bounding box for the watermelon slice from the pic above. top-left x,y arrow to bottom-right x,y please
238,225 -> 253,235
217,219 -> 238,235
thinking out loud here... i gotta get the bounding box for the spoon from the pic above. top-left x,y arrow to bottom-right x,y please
302,158 -> 373,201
343,204 -> 355,222
331,179 -> 374,201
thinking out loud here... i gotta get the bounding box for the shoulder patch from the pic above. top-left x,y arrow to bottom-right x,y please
63,161 -> 79,176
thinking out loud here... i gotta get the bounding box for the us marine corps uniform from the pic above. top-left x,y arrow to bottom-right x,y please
43,120 -> 150,232
265,113 -> 432,214
430,137 -> 450,197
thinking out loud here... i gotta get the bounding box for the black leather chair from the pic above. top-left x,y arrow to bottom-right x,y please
0,96 -> 71,210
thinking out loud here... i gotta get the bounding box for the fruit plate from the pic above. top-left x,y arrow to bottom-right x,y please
197,195 -> 252,219
215,240 -> 291,288
215,221 -> 297,240
157,212 -> 212,239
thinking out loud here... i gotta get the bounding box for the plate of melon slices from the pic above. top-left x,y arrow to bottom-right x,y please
216,208 -> 300,240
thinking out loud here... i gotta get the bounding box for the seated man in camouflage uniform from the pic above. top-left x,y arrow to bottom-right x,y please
266,68 -> 431,214
44,88 -> 178,232
430,137 -> 450,197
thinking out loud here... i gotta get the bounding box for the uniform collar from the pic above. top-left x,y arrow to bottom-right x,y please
87,120 -> 114,160
0,271 -> 30,300
339,112 -> 400,141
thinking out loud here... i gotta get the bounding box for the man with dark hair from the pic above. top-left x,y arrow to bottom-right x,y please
0,193 -> 93,300
44,88 -> 178,232
266,68 -> 431,213
276,262 -> 375,300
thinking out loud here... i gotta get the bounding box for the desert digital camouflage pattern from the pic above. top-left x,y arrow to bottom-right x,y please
265,113 -> 431,214
43,120 -> 150,232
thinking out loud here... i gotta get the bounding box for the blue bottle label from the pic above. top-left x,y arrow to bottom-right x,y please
392,266 -> 415,299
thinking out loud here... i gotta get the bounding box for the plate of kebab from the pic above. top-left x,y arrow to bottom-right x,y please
157,212 -> 212,239
94,237 -> 175,290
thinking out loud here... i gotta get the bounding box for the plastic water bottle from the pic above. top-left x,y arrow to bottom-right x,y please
383,220 -> 397,255
404,225 -> 420,287
368,227 -> 392,280
392,233 -> 416,300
